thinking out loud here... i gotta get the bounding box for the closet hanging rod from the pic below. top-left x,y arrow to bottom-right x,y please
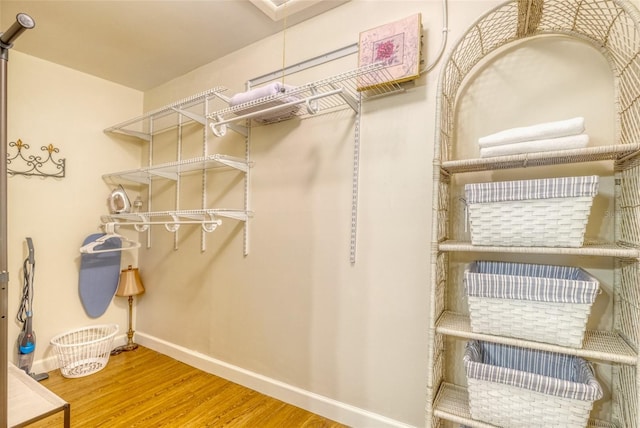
106,218 -> 223,233
103,209 -> 253,228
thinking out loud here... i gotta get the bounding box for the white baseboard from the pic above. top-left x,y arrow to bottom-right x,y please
136,332 -> 415,428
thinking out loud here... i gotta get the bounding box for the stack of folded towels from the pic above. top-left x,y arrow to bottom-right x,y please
228,81 -> 300,124
478,116 -> 589,158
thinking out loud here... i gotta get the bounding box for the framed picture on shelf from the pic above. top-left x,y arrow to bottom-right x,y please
357,13 -> 423,91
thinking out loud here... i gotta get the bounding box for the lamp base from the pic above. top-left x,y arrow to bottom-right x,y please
110,343 -> 138,356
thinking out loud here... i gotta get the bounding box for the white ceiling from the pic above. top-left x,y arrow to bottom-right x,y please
0,0 -> 348,91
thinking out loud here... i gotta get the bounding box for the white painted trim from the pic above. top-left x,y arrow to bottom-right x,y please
136,332 -> 415,428
31,355 -> 58,374
249,0 -> 320,21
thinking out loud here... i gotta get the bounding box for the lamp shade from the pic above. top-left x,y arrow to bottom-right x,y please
115,265 -> 145,297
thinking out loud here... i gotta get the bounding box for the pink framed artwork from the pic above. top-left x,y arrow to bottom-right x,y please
357,13 -> 423,91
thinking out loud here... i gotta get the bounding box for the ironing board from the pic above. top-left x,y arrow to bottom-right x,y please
8,363 -> 69,427
78,233 -> 122,318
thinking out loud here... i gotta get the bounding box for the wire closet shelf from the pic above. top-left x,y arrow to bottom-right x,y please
207,62 -> 404,137
102,64 -> 403,245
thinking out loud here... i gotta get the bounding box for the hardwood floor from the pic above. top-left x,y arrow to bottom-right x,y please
26,346 -> 347,427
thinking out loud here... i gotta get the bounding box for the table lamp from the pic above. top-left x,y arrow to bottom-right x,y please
111,265 -> 145,355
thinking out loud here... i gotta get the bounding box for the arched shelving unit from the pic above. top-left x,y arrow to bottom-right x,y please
427,1 -> 640,427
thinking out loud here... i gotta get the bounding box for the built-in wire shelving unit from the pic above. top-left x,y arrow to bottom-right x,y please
103,63 -> 407,257
207,62 -> 405,263
104,86 -> 252,253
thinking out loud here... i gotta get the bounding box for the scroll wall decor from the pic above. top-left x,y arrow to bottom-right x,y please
7,139 -> 66,178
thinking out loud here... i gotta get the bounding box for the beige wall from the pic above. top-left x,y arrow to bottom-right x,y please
6,51 -> 143,369
138,1 -> 499,426
138,1 -> 640,426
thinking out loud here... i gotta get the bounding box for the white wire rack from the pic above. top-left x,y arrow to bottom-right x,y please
102,154 -> 252,185
207,63 -> 404,137
102,209 -> 252,233
104,87 -> 228,139
102,63 -> 408,258
103,86 -> 250,253
208,63 -> 407,263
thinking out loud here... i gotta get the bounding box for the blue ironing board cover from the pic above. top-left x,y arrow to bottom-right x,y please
78,233 -> 121,318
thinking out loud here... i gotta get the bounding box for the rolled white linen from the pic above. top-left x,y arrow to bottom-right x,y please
227,82 -> 300,123
479,133 -> 589,158
229,82 -> 296,107
478,117 -> 585,148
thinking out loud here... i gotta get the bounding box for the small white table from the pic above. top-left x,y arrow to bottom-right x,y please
8,364 -> 69,427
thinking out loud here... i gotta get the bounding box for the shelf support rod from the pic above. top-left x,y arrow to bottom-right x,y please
227,123 -> 248,137
350,92 -> 363,264
330,82 -> 358,112
147,170 -> 178,180
171,107 -> 206,126
110,129 -> 151,142
216,157 -> 250,173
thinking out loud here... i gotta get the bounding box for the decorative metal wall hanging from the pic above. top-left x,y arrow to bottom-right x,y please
7,139 -> 66,178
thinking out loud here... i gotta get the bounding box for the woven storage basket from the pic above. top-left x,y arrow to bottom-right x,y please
464,340 -> 602,428
465,261 -> 599,348
465,175 -> 599,247
50,324 -> 118,378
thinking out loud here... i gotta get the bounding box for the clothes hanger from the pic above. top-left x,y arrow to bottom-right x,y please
79,223 -> 141,254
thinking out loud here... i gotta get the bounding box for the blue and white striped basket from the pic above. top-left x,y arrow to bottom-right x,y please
464,175 -> 599,247
465,261 -> 600,348
464,340 -> 603,428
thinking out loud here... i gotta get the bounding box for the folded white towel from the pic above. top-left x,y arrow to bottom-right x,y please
479,117 -> 585,148
479,134 -> 589,158
229,82 -> 297,107
228,82 -> 300,123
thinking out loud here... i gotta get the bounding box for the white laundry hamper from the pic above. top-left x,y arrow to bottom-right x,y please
50,324 -> 118,378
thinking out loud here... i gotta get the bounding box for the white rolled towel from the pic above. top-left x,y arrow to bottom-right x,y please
229,82 -> 297,107
480,133 -> 589,158
478,117 -> 585,148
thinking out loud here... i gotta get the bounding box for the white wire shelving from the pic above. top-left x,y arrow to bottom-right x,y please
205,62 -> 406,263
207,62 -> 405,137
104,87 -> 228,139
103,64 -> 407,256
103,86 -> 251,253
102,209 -> 253,233
102,154 -> 252,185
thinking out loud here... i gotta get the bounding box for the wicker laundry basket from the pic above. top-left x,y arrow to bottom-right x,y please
464,340 -> 603,428
465,261 -> 600,348
465,175 -> 599,247
50,324 -> 118,378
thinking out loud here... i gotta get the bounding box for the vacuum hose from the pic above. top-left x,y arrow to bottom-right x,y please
17,237 -> 35,374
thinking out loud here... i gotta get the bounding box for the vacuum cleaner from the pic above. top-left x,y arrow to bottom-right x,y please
16,237 -> 48,381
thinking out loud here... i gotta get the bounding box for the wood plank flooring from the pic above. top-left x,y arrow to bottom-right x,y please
25,346 -> 347,427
